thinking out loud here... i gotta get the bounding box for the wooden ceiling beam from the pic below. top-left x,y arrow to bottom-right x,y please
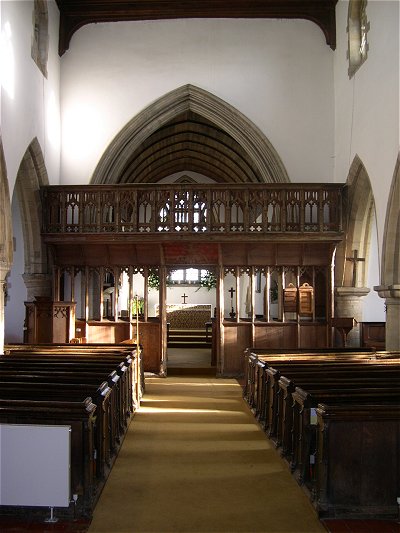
56,0 -> 338,55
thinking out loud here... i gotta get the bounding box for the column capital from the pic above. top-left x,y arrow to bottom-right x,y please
0,263 -> 11,282
374,284 -> 400,299
22,273 -> 52,301
335,286 -> 370,298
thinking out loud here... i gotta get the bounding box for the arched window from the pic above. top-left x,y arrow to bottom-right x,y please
31,0 -> 49,78
347,0 -> 369,78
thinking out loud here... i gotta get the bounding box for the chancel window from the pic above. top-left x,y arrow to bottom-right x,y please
168,268 -> 208,286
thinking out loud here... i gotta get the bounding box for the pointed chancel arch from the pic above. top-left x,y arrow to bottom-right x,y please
91,85 -> 289,185
14,138 -> 51,299
335,156 -> 376,288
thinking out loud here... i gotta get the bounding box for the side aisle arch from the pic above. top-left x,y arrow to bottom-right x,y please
334,156 -> 377,345
376,155 -> 400,349
335,155 -> 375,288
14,138 -> 51,299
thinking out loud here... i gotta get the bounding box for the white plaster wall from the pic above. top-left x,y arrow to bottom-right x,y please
334,0 -> 399,248
60,18 -> 334,185
0,0 -> 61,193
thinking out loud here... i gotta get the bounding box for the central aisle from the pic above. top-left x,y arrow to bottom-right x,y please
89,376 -> 325,533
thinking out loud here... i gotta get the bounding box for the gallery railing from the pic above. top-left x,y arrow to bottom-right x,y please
41,183 -> 344,236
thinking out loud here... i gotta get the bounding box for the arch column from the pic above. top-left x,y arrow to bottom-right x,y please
0,266 -> 10,354
374,285 -> 400,350
22,273 -> 52,301
334,287 -> 370,346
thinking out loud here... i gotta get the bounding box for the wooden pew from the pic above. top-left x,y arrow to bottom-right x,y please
315,403 -> 400,518
291,382 -> 400,489
5,342 -> 144,406
0,357 -> 133,442
242,349 -> 400,519
243,348 -> 377,416
0,344 -> 139,518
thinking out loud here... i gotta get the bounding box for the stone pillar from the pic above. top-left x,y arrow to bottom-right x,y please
0,264 -> 13,354
374,285 -> 400,350
0,267 -> 8,355
22,273 -> 52,301
334,287 -> 370,347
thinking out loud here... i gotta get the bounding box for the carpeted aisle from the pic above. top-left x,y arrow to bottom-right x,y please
89,376 -> 326,533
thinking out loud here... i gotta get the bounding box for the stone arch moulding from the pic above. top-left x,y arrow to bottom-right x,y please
14,138 -> 51,299
91,84 -> 290,185
0,136 -> 13,272
380,154 -> 400,290
335,155 -> 376,289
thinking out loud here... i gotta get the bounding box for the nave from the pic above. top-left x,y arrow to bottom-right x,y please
1,369 -> 399,533
89,375 -> 325,533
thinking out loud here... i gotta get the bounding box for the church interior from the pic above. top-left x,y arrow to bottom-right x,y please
0,0 -> 399,531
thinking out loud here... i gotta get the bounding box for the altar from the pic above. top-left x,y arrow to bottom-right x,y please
156,304 -> 212,330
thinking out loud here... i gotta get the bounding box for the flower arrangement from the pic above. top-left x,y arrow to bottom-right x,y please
131,296 -> 144,316
148,269 -> 160,290
197,271 -> 217,291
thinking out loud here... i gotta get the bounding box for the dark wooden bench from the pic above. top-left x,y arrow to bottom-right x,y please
243,348 -> 378,413
0,344 -> 140,518
0,357 -> 133,444
315,403 -> 400,518
242,349 -> 400,519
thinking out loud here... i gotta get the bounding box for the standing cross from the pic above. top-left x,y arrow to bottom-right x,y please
346,250 -> 365,287
228,287 -> 236,299
181,293 -> 188,304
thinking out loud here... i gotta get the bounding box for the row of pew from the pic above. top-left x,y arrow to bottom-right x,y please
1,343 -> 143,518
243,348 -> 400,519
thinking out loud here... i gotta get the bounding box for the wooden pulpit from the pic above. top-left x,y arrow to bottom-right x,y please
24,297 -> 76,343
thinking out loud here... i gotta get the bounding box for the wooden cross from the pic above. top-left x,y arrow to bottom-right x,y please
346,250 -> 365,286
228,287 -> 235,299
181,293 -> 188,304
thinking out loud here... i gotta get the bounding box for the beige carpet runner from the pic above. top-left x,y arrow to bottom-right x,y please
89,376 -> 325,533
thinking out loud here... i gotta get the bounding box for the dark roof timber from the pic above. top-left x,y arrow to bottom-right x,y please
55,0 -> 338,56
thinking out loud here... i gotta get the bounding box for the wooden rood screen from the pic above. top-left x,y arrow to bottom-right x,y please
41,183 -> 343,236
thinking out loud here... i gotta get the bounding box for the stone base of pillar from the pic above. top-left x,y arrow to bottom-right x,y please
334,287 -> 370,347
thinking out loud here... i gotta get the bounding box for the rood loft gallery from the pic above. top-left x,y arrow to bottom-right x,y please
1,0 -> 399,377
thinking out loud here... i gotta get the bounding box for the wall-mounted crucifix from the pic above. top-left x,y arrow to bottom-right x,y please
346,250 -> 365,286
228,287 -> 236,318
181,293 -> 188,304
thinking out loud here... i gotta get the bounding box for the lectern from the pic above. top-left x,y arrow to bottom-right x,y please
331,317 -> 357,347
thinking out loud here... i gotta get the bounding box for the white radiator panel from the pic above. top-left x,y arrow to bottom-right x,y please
0,424 -> 71,508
